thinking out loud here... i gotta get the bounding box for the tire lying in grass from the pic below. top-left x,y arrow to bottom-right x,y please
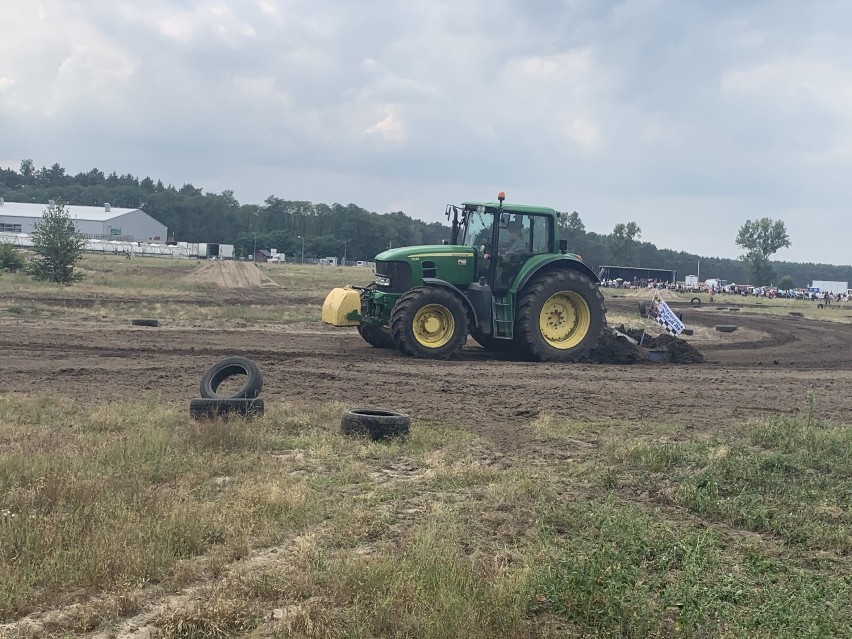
189,398 -> 265,420
131,318 -> 159,327
638,301 -> 647,317
691,297 -> 701,307
681,328 -> 694,336
715,325 -> 738,333
341,408 -> 410,440
200,356 -> 263,399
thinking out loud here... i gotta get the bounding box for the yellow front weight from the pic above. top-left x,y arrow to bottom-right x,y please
412,304 -> 455,348
539,291 -> 591,349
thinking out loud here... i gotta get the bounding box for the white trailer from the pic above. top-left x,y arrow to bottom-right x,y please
810,280 -> 848,295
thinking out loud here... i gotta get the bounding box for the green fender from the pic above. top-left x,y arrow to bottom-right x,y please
512,255 -> 600,294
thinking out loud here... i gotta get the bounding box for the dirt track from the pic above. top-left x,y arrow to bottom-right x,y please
1,298 -> 850,451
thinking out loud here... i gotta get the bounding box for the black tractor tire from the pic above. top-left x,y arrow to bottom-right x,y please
681,328 -> 694,336
638,302 -> 647,317
515,270 -> 606,362
390,286 -> 469,359
470,329 -> 516,352
715,325 -> 738,333
200,356 -> 263,399
131,318 -> 159,327
340,408 -> 410,440
691,297 -> 702,307
190,398 -> 265,420
358,323 -> 394,349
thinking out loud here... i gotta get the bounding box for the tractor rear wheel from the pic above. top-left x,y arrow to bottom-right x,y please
358,323 -> 394,349
515,270 -> 606,362
390,286 -> 469,359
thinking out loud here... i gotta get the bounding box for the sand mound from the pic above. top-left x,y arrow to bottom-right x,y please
183,261 -> 279,288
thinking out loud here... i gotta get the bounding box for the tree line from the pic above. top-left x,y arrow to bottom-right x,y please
2,160 -> 851,288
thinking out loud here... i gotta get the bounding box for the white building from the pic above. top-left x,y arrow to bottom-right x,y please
0,199 -> 167,242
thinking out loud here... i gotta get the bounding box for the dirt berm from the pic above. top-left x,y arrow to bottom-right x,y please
183,261 -> 279,288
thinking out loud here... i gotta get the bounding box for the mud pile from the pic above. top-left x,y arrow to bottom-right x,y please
183,261 -> 279,289
587,331 -> 649,364
587,325 -> 705,364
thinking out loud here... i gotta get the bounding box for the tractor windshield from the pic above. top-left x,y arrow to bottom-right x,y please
460,208 -> 493,250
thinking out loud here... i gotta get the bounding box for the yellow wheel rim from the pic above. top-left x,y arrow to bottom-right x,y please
412,304 -> 455,348
539,291 -> 591,349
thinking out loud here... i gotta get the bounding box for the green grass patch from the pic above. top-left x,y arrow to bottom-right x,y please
608,399 -> 851,554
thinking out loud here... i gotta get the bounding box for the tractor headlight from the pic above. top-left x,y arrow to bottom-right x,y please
375,275 -> 391,287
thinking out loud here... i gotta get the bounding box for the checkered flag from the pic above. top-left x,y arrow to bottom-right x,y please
649,294 -> 685,336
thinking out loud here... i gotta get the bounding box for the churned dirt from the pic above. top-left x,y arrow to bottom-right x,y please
183,261 -> 279,288
1,296 -> 851,453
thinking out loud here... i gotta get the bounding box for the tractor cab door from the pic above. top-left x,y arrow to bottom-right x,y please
493,212 -> 552,293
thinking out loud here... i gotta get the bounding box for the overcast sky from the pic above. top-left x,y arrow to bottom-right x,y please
2,0 -> 851,265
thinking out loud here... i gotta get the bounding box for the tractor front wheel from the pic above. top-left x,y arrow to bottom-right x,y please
358,323 -> 394,349
515,270 -> 606,362
390,286 -> 469,359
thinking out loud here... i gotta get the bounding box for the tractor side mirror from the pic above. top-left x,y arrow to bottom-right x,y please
499,212 -> 510,229
559,239 -> 568,254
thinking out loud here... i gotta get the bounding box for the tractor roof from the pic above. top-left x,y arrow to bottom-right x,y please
461,201 -> 559,216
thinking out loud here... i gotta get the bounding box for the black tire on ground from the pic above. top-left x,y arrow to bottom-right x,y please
189,398 -> 265,420
199,356 -> 263,399
390,286 -> 469,359
677,312 -> 684,321
131,318 -> 159,327
681,328 -> 694,336
341,408 -> 410,440
638,301 -> 647,317
515,270 -> 606,362
470,329 -> 516,352
358,323 -> 395,349
691,297 -> 701,307
715,325 -> 738,333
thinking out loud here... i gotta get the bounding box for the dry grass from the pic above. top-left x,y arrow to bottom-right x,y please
2,393 -> 850,638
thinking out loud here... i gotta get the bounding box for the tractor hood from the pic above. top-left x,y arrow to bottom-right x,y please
375,245 -> 474,261
373,245 -> 477,290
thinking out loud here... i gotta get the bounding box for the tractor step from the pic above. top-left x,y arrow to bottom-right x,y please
493,296 -> 514,338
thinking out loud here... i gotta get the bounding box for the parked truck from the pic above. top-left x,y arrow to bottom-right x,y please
810,280 -> 848,295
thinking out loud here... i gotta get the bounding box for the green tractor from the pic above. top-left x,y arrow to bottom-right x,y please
322,193 -> 607,361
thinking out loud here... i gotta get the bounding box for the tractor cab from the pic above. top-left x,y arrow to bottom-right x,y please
453,195 -> 561,294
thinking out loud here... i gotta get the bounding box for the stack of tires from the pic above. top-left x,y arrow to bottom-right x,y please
189,356 -> 265,419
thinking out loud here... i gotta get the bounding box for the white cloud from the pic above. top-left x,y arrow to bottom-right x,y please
364,107 -> 407,144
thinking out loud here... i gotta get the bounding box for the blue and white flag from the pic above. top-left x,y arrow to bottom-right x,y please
649,293 -> 685,336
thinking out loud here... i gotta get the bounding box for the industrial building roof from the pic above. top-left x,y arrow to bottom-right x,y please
0,201 -> 140,221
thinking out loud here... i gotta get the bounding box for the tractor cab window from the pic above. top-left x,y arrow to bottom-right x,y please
461,208 -> 493,251
498,213 -> 551,258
